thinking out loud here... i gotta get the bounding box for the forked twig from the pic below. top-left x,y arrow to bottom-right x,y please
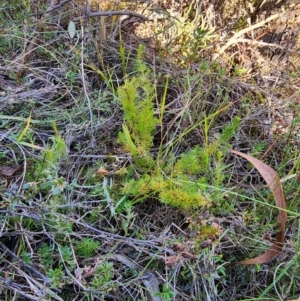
73,10 -> 147,22
73,0 -> 147,22
213,13 -> 281,59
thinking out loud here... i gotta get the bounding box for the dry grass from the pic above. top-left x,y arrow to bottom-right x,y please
0,0 -> 300,300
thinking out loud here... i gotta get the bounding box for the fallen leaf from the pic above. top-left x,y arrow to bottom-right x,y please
0,166 -> 22,177
231,150 -> 287,264
97,168 -> 108,175
165,255 -> 180,266
68,21 -> 76,39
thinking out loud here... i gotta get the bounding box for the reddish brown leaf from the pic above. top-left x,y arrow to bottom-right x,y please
97,168 -> 108,175
231,150 -> 287,264
0,166 -> 21,177
165,255 -> 180,266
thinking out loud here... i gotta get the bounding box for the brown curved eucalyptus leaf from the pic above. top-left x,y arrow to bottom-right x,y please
231,150 -> 287,264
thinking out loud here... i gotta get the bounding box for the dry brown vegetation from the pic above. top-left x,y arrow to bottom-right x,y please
0,0 -> 300,300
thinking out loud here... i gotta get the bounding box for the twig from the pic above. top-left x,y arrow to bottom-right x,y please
79,20 -> 94,137
226,38 -> 300,53
69,154 -> 129,159
0,241 -> 50,283
44,0 -> 73,14
67,216 -> 175,255
213,13 -> 281,59
17,0 -> 73,77
73,10 -> 147,22
3,135 -> 27,194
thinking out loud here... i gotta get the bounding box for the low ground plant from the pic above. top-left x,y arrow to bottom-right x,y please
0,0 -> 299,300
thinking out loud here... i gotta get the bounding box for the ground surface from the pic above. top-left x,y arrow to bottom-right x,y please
0,0 -> 300,300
